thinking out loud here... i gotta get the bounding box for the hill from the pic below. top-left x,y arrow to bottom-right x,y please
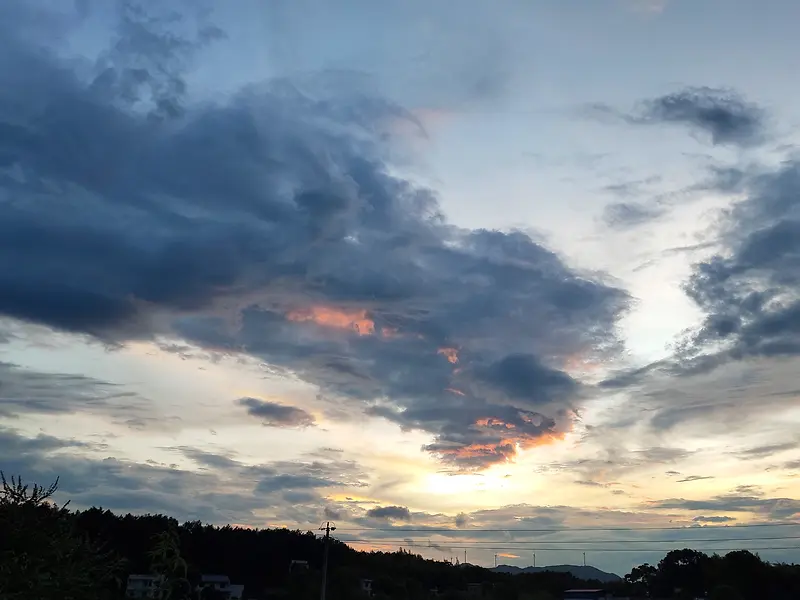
492,564 -> 621,583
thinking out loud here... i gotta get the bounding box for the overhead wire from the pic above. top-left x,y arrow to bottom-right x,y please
332,522 -> 800,533
340,540 -> 800,553
334,535 -> 800,544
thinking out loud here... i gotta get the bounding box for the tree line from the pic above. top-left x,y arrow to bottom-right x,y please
2,472 -> 800,599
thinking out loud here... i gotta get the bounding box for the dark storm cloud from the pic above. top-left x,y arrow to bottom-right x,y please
0,2 -> 629,468
628,87 -> 768,147
366,505 -> 412,521
236,397 -> 316,428
676,159 -> 800,371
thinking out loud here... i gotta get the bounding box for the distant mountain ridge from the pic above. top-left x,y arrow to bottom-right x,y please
492,564 -> 621,583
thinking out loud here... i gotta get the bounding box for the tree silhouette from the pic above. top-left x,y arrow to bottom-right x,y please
149,527 -> 191,599
0,472 -> 124,600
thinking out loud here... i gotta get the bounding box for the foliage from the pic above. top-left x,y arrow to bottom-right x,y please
0,472 -> 125,600
149,527 -> 192,599
626,548 -> 800,600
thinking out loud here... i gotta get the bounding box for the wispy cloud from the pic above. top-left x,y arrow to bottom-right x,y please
676,475 -> 715,483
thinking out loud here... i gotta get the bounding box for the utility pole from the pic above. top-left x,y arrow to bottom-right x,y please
319,521 -> 336,600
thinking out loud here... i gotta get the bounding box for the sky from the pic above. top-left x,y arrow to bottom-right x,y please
2,0 -> 800,576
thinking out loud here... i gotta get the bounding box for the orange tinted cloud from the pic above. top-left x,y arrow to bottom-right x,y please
287,306 -> 375,336
563,352 -> 603,375
497,553 -> 520,559
475,417 -> 516,429
438,347 -> 459,364
429,415 -> 573,468
445,387 -> 466,396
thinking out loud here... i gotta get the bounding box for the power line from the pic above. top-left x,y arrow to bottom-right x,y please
335,535 -> 800,544
333,522 -> 800,533
340,541 -> 800,553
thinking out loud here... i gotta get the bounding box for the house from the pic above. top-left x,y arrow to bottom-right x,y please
467,583 -> 483,596
197,574 -> 244,600
125,574 -> 162,599
360,578 -> 373,597
289,559 -> 309,574
563,590 -> 613,600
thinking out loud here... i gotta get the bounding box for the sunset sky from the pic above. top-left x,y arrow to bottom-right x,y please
3,0 -> 800,576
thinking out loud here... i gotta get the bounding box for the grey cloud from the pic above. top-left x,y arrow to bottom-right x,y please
366,505 -> 412,521
542,446 -> 691,485
632,87 -> 768,147
0,426 -> 95,455
0,427 -> 368,524
282,490 -> 318,504
253,459 -> 368,495
692,515 -> 736,523
259,0 -> 534,111
0,3 -> 629,468
735,442 -> 798,460
602,176 -> 663,199
575,479 -> 607,487
179,447 -> 241,470
603,202 -> 667,229
601,339 -> 800,437
236,397 -> 315,428
676,475 -> 714,483
649,494 -> 800,520
600,175 -> 667,229
323,506 -> 343,520
0,361 -> 151,424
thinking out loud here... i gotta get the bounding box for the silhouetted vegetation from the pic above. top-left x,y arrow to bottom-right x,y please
2,472 -> 800,599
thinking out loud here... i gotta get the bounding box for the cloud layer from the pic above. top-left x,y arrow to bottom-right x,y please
0,2 -> 629,469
